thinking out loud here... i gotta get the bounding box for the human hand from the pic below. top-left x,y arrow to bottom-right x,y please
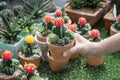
63,33 -> 99,57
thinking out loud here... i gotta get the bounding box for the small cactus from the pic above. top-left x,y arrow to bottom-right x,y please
49,33 -> 59,44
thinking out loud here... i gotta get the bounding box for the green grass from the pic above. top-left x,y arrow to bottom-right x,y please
38,18 -> 120,80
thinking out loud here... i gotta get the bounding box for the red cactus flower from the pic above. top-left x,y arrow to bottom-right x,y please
25,63 -> 36,74
54,17 -> 64,27
44,15 -> 52,23
55,9 -> 62,17
118,15 -> 120,21
2,50 -> 13,61
90,29 -> 100,38
67,24 -> 76,32
78,17 -> 87,26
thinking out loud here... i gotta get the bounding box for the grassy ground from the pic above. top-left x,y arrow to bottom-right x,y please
38,18 -> 120,80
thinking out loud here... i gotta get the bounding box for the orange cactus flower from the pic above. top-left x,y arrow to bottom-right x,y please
54,17 -> 64,27
44,15 -> 52,23
25,35 -> 35,44
2,50 -> 13,61
90,29 -> 100,38
78,17 -> 87,26
25,63 -> 36,74
67,24 -> 76,32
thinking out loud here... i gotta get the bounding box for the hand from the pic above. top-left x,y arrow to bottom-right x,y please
63,33 -> 99,57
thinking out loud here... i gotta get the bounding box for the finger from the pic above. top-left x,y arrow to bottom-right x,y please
63,46 -> 79,57
74,33 -> 88,43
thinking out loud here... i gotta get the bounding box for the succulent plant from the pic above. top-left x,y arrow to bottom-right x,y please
21,0 -> 52,21
89,29 -> 101,42
13,5 -> 24,18
20,35 -> 40,58
48,17 -> 74,46
0,9 -> 22,44
0,50 -> 20,76
14,63 -> 48,80
76,17 -> 91,35
68,0 -> 101,9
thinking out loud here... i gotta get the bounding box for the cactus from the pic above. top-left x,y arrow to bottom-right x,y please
0,59 -> 20,76
48,33 -> 59,44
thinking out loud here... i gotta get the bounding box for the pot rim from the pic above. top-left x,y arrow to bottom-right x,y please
46,37 -> 75,48
35,35 -> 47,44
18,51 -> 42,60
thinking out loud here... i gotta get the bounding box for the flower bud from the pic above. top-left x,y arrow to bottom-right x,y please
44,15 -> 52,23
25,35 -> 35,44
25,63 -> 36,74
118,15 -> 120,21
54,17 -> 64,27
67,24 -> 76,32
2,50 -> 13,61
55,9 -> 62,17
78,17 -> 87,26
90,29 -> 100,38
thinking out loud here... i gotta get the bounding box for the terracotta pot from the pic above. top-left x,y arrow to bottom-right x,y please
36,31 -> 47,42
86,55 -> 104,67
47,52 -> 70,72
104,8 -> 115,31
35,35 -> 48,61
0,76 -> 14,80
47,38 -> 75,60
70,53 -> 79,60
64,1 -> 111,26
19,52 -> 42,69
110,25 -> 120,36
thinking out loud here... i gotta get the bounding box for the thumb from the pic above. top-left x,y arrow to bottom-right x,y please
63,46 -> 78,57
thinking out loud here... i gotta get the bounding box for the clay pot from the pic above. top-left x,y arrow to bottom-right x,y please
110,25 -> 120,36
46,38 -> 75,60
18,52 -> 42,69
86,56 -> 104,67
70,53 -> 79,60
0,76 -> 14,80
64,1 -> 111,26
35,35 -> 48,61
47,52 -> 70,72
104,8 -> 115,31
36,31 -> 47,42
